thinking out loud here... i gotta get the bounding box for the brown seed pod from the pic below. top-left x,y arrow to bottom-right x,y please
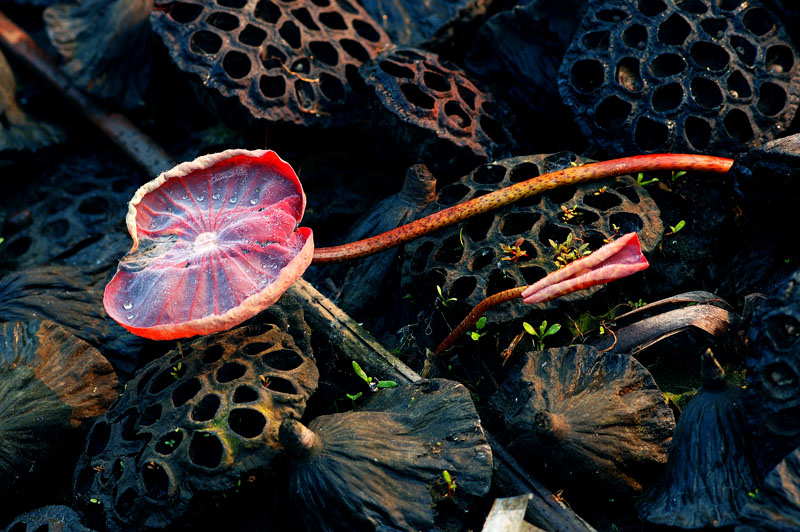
72,322 -> 318,530
150,0 -> 392,127
0,320 -> 119,499
280,379 -> 492,531
490,344 -> 675,498
737,445 -> 800,531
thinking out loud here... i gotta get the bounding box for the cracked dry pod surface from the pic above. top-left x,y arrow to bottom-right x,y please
280,379 -> 492,532
360,46 -> 516,178
72,322 -> 318,530
0,321 -> 120,511
559,0 -> 800,155
1,505 -> 97,532
150,0 -> 391,127
638,350 -> 759,529
490,344 -> 675,498
402,152 -> 663,323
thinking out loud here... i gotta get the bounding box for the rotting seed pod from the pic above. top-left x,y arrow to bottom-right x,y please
737,445 -> 800,531
402,152 -> 662,323
72,322 -> 318,530
280,379 -> 492,532
490,344 -> 675,498
559,0 -> 800,155
0,321 -> 119,502
745,269 -> 800,475
150,0 -> 391,127
638,349 -> 759,528
1,505 -> 97,532
44,0 -> 154,109
359,46 -> 516,178
0,48 -> 63,152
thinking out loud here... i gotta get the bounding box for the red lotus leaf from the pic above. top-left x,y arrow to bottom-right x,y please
521,232 -> 649,304
104,149 -> 313,340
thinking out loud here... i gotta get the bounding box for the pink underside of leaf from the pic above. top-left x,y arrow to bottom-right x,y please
521,232 -> 649,304
104,150 -> 312,340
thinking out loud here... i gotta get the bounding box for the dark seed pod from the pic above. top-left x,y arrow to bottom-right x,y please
737,445 -> 800,532
401,152 -> 662,323
745,269 -> 800,475
360,46 -> 516,178
280,379 -> 492,532
72,323 -> 318,530
638,350 -> 759,528
44,0 -> 154,109
0,48 -> 63,152
150,0 -> 391,127
559,0 -> 800,155
0,321 -> 119,505
490,345 -> 675,498
1,505 -> 97,532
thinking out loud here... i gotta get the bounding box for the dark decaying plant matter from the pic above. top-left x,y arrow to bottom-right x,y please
0,47 -> 63,152
0,320 -> 119,494
72,322 -> 318,530
638,349 -> 759,529
744,269 -> 800,475
1,505 -> 97,532
737,445 -> 800,531
359,46 -> 516,175
559,0 -> 800,155
489,344 -> 675,498
44,0 -> 154,109
279,379 -> 492,532
150,0 -> 391,127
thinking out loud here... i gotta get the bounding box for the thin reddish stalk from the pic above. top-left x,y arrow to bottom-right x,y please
312,154 -> 733,263
435,287 -> 525,355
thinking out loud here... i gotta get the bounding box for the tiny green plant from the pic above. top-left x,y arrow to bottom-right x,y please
671,170 -> 687,181
442,470 -> 457,498
549,233 -> 591,268
458,227 -> 465,248
0,237 -> 4,245
351,360 -> 398,391
666,220 -> 686,235
436,285 -> 457,307
499,237 -> 528,262
636,172 -> 659,186
628,298 -> 646,309
559,204 -> 584,223
170,362 -> 182,380
469,316 -> 487,341
523,320 -> 562,351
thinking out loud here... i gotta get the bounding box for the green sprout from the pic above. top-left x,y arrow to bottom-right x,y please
0,237 -> 4,245
671,170 -> 687,181
170,362 -> 182,380
89,498 -> 101,504
163,439 -> 176,448
351,361 -> 398,391
442,470 -> 457,497
667,220 -> 686,235
549,233 -> 591,268
469,316 -> 487,341
628,298 -> 646,309
458,227 -> 465,249
523,320 -> 562,351
500,237 -> 528,262
436,285 -> 457,307
636,172 -> 659,186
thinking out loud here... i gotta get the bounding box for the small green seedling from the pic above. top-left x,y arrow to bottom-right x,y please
469,316 -> 487,341
170,362 -> 182,380
436,285 -> 457,307
500,237 -> 528,262
523,320 -> 562,351
628,298 -> 646,309
549,233 -> 591,268
458,227 -> 465,249
89,498 -> 101,504
636,172 -> 659,186
671,170 -> 687,181
352,361 -> 398,392
442,470 -> 457,498
666,220 -> 686,235
0,237 -> 4,245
